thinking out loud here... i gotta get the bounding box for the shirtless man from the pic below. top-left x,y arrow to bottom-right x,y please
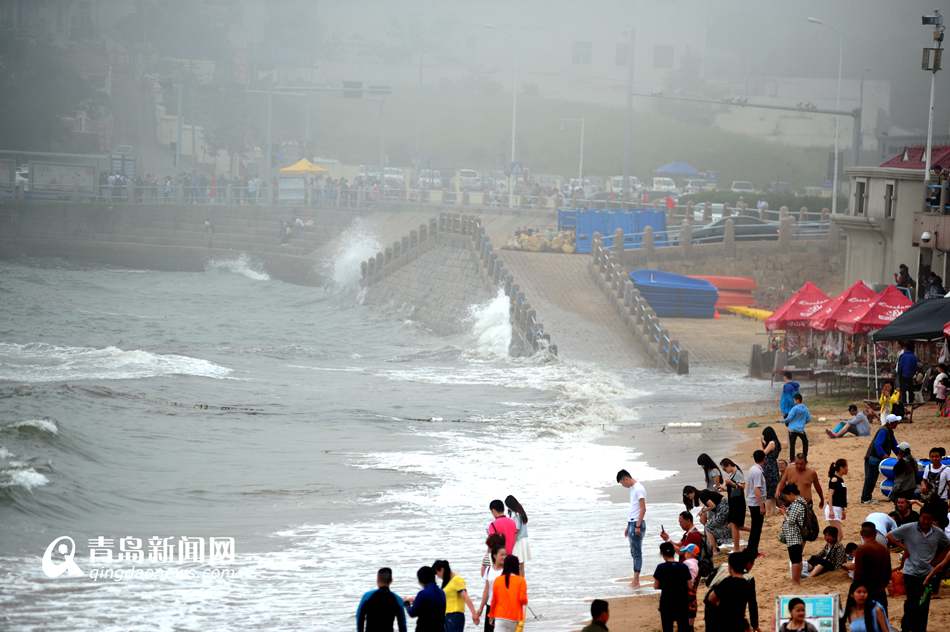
775,453 -> 825,508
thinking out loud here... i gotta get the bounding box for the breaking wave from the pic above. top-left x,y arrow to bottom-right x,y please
206,254 -> 270,281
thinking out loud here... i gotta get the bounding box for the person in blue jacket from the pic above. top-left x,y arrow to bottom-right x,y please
779,371 -> 801,419
896,342 -> 918,406
783,393 -> 812,461
404,566 -> 445,632
357,567 -> 407,632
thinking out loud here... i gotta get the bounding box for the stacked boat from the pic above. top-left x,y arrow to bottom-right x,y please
630,269 -> 719,318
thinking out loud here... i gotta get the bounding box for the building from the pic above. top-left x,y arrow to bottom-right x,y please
834,146 -> 950,293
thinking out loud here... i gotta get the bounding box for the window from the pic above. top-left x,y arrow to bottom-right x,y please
884,182 -> 895,219
653,45 -> 674,69
572,41 -> 592,65
615,43 -> 628,66
853,180 -> 866,215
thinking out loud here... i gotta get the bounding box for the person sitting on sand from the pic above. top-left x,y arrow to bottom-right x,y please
580,599 -> 609,632
804,526 -> 847,578
780,597 -> 818,632
826,404 -> 871,438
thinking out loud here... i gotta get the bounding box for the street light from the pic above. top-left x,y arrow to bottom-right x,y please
559,117 -> 585,180
921,9 -> 945,183
482,23 -> 518,207
807,16 -> 843,215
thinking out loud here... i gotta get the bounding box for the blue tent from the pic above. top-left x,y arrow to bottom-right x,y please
655,161 -> 699,177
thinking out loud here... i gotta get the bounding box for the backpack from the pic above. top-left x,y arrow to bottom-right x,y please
801,502 -> 820,542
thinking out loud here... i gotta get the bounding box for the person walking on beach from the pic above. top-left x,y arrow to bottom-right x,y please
887,504 -> 949,632
487,500 -> 517,555
779,371 -> 800,420
746,450 -> 767,556
780,598 -> 818,632
477,542 -> 506,631
405,566 -> 446,632
490,556 -> 527,632
780,483 -> 808,584
840,583 -> 891,632
720,458 -> 747,554
697,454 -> 723,491
432,560 -> 479,631
776,454 -> 824,509
581,599 -> 609,632
706,552 -> 760,632
846,521 -> 892,612
617,469 -> 647,588
652,541 -> 691,632
861,414 -> 900,503
761,427 -> 782,515
357,567 -> 408,632
783,393 -> 812,460
504,495 -> 531,576
825,458 -> 848,534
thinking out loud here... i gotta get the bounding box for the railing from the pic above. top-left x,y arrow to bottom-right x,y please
593,216 -> 833,250
589,234 -> 689,374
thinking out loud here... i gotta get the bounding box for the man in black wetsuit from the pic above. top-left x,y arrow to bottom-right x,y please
357,567 -> 408,632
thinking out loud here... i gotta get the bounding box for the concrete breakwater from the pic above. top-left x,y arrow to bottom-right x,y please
360,213 -> 556,357
590,232 -> 689,374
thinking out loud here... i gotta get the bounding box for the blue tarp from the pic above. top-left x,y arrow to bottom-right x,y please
630,269 -> 718,318
559,208 -> 668,253
655,161 -> 699,177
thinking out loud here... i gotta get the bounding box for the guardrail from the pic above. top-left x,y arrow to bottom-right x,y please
589,233 -> 689,374
593,216 -> 832,250
358,212 -> 556,357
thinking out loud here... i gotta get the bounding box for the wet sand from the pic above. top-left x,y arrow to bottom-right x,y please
597,399 -> 950,632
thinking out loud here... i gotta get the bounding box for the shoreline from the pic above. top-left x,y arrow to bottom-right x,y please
597,394 -> 950,631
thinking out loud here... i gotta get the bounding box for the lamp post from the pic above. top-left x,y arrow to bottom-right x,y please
483,23 -> 518,207
559,117 -> 585,180
807,17 -> 843,215
921,9 -> 945,183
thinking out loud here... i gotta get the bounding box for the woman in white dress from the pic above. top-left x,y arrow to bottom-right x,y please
505,495 -> 531,576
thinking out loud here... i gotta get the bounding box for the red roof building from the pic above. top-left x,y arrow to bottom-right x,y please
879,145 -> 950,171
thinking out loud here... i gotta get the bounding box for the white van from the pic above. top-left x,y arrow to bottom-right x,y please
652,177 -> 677,193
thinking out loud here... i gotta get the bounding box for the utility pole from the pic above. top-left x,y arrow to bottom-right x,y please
175,82 -> 183,169
378,99 -> 386,170
622,28 -> 635,203
578,117 -> 585,180
265,89 -> 273,187
922,9 -> 945,183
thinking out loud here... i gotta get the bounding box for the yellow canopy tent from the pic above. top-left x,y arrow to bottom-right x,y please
279,158 -> 328,174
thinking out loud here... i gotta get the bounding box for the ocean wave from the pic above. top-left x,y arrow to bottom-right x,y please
1,418 -> 58,435
0,467 -> 50,491
206,254 -> 270,281
324,218 -> 381,290
0,446 -> 13,459
0,342 -> 232,383
467,289 -> 512,358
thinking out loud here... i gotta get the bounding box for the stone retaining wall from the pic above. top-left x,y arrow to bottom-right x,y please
360,213 -> 556,357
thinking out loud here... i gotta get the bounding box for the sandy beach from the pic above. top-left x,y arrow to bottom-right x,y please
601,396 -> 950,631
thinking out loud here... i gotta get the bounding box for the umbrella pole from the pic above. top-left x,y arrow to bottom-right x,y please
873,341 -> 879,394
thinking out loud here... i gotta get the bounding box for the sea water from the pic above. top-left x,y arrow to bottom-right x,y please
0,247 -> 770,630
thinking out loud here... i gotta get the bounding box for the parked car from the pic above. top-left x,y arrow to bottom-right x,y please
652,176 -> 678,194
689,215 -> 779,244
416,169 -> 443,189
15,167 -> 29,190
730,180 -> 756,194
684,178 -> 709,194
457,169 -> 482,191
610,175 -> 641,196
768,180 -> 793,194
383,167 -> 405,190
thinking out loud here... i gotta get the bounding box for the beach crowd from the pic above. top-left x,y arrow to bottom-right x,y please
357,375 -> 950,632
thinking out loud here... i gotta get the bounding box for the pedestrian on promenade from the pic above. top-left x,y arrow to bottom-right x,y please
617,469 -> 647,588
845,521 -> 892,612
720,458 -> 747,553
697,453 -> 723,491
776,453 -> 824,509
746,450 -> 767,556
825,458 -> 848,534
487,500 -> 517,555
652,541 -> 691,632
357,567 -> 408,632
761,427 -> 782,515
504,495 -> 531,575
861,414 -> 900,503
780,483 -> 808,584
405,566 -> 446,632
840,583 -> 891,632
783,393 -> 812,460
433,560 -> 479,631
706,552 -> 759,632
490,555 -> 527,632
779,371 -> 800,419
580,599 -> 609,632
887,504 -> 949,631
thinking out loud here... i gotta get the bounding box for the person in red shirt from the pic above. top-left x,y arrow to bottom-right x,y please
488,499 -> 518,555
660,511 -> 704,561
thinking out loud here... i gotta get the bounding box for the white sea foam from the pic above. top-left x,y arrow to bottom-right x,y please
468,289 -> 512,357
0,446 -> 12,459
206,254 -> 270,281
1,467 -> 49,491
3,418 -> 58,434
0,342 -> 232,382
325,218 -> 381,289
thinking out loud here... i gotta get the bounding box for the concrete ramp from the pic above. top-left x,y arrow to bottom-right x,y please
496,250 -> 649,368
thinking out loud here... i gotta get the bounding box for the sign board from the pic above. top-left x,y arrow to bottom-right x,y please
29,162 -> 97,194
775,595 -> 838,632
277,175 -> 306,204
0,159 -> 14,190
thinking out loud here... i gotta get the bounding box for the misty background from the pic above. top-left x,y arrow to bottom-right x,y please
0,0 -> 947,187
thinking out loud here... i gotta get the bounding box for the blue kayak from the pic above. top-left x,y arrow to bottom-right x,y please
630,269 -> 719,318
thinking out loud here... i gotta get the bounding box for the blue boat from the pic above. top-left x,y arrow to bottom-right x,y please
630,269 -> 719,318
